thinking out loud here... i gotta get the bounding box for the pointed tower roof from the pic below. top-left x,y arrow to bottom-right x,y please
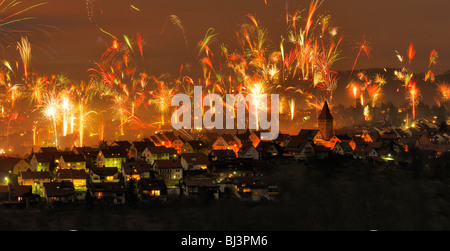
318,101 -> 333,120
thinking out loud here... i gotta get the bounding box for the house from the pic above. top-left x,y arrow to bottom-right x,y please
181,140 -> 209,155
332,141 -> 354,156
209,149 -> 236,162
39,147 -> 59,154
284,136 -> 315,160
57,168 -> 89,202
297,129 -> 325,145
198,132 -> 219,146
256,141 -> 283,159
142,146 -> 178,164
313,145 -> 330,159
180,153 -> 209,170
138,178 -> 167,200
89,181 -> 126,205
96,146 -> 128,171
153,159 -> 183,182
110,140 -> 132,152
0,185 -> 32,202
362,131 -> 381,142
11,159 -> 32,176
212,134 -> 241,153
183,177 -> 219,199
128,140 -> 155,160
43,181 -> 75,204
30,153 -> 55,172
123,160 -> 152,181
59,153 -> 86,171
18,171 -> 52,197
233,176 -> 278,201
274,133 -> 292,148
73,146 -> 99,169
237,143 -> 260,160
90,167 -> 120,183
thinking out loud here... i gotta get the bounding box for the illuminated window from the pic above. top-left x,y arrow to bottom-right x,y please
96,192 -> 103,198
106,176 -> 114,181
151,190 -> 160,196
243,188 -> 251,193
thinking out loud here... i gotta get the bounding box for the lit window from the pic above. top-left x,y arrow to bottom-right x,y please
106,176 -> 114,181
151,190 -> 160,196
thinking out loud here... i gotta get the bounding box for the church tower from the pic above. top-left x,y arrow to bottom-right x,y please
318,101 -> 334,141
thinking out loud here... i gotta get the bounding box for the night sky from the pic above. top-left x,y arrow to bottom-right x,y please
1,0 -> 447,109
19,0 -> 449,78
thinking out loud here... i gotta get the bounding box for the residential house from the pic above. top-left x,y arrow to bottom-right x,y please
96,146 -> 128,171
73,146 -> 99,169
237,143 -> 259,160
59,153 -> 86,171
332,141 -> 354,156
256,141 -> 283,159
43,181 -> 75,204
138,178 -> 167,200
128,140 -> 155,161
90,167 -> 120,183
142,146 -> 178,164
57,169 -> 89,202
274,133 -> 292,148
183,177 -> 219,199
123,160 -> 152,181
11,159 -> 32,176
30,153 -> 55,172
180,153 -> 209,170
110,140 -> 132,152
233,176 -> 278,201
181,140 -> 208,155
209,149 -> 237,162
89,181 -> 126,205
0,185 -> 32,203
198,132 -> 219,146
313,145 -> 330,159
18,171 -> 52,197
284,136 -> 315,160
153,159 -> 183,182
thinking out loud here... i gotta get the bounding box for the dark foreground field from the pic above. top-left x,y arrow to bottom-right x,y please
2,156 -> 450,231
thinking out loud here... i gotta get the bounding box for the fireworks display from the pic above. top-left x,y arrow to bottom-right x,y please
0,0 -> 448,153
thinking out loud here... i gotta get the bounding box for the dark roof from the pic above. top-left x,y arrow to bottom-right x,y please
58,169 -> 89,180
336,141 -> 353,152
123,160 -> 151,174
186,140 -> 207,149
220,134 -> 238,144
138,178 -> 167,191
43,182 -> 74,197
21,171 -> 51,180
318,101 -> 333,120
297,129 -> 321,141
111,140 -> 131,150
181,153 -> 209,166
0,185 -> 32,197
335,134 -> 352,141
210,149 -> 236,159
184,178 -> 218,188
61,153 -> 86,163
238,143 -> 257,154
91,167 -> 118,176
100,146 -> 128,158
90,181 -> 125,192
132,141 -> 155,152
146,146 -> 178,155
153,159 -> 183,169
